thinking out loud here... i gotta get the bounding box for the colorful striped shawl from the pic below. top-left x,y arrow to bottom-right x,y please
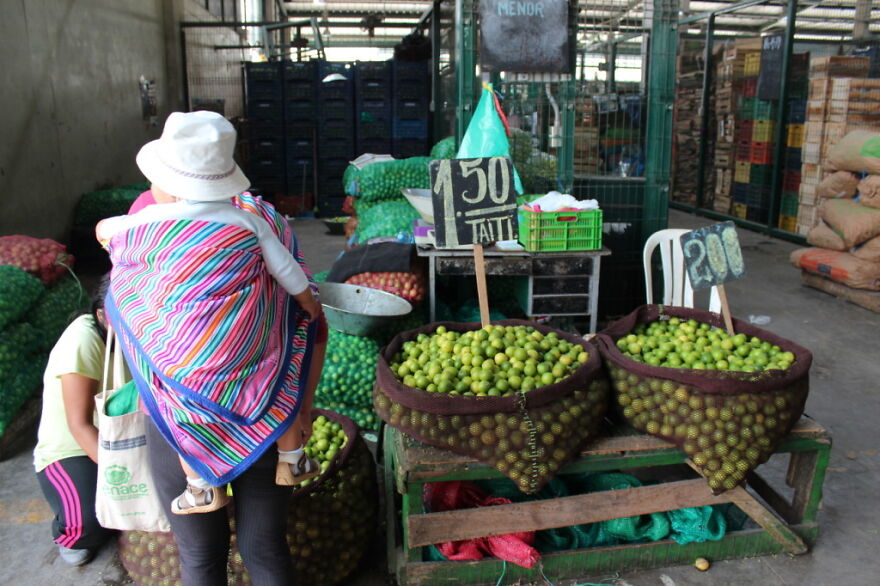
106,193 -> 316,484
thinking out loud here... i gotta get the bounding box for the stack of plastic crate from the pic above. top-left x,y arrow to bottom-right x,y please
281,61 -> 318,215
391,60 -> 431,158
245,62 -> 285,197
355,60 -> 393,156
317,61 -> 355,216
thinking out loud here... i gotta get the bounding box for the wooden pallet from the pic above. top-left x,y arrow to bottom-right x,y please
801,271 -> 880,313
384,417 -> 830,585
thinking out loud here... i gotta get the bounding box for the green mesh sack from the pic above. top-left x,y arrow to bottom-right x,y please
597,305 -> 811,494
0,265 -> 45,330
342,164 -> 360,196
0,351 -> 46,437
119,411 -> 378,586
571,473 -> 670,543
356,157 -> 431,205
73,188 -> 142,226
313,269 -> 330,283
355,199 -> 420,243
0,322 -> 41,381
668,505 -> 726,545
120,181 -> 151,192
430,136 -> 457,159
375,320 -> 608,494
316,329 -> 379,408
27,276 -> 87,350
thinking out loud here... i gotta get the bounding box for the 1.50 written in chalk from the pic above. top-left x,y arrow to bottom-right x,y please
679,222 -> 746,291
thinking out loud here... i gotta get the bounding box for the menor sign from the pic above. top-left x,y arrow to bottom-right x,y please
479,0 -> 571,73
429,157 -> 518,249
757,34 -> 784,101
679,221 -> 746,292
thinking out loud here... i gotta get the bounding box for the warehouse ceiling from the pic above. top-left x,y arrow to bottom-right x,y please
276,0 -> 878,48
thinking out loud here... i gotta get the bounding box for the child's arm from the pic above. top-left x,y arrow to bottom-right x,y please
258,234 -> 323,321
95,216 -> 129,249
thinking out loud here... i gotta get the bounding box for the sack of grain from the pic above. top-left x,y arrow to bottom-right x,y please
826,130 -> 880,174
806,221 -> 847,251
816,171 -> 859,199
852,235 -> 880,263
857,176 -> 880,210
790,248 -> 880,290
818,199 -> 880,248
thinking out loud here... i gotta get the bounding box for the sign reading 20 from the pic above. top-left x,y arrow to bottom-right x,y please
679,222 -> 746,291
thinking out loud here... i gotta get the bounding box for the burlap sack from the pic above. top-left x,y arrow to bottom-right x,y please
852,235 -> 880,263
790,247 -> 880,290
816,171 -> 859,199
818,198 -> 880,248
806,221 -> 847,251
826,130 -> 880,174
858,176 -> 880,210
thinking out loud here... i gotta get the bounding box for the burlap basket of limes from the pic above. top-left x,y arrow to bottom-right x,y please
119,409 -> 377,586
374,320 -> 609,494
595,305 -> 812,494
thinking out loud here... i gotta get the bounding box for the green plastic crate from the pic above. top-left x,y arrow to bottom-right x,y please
781,191 -> 799,217
518,208 -> 603,252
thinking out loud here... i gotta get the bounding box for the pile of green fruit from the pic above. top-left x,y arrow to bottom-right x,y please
617,317 -> 796,372
120,412 -> 379,586
314,328 -> 381,430
389,324 -> 589,397
356,156 -> 431,204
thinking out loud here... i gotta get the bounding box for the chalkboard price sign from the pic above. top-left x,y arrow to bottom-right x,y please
679,222 -> 746,292
479,0 -> 571,73
757,33 -> 784,101
429,157 -> 519,249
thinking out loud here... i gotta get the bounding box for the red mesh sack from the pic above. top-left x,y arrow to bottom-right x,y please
424,481 -> 540,568
596,305 -> 811,494
345,268 -> 427,303
0,235 -> 74,286
375,320 -> 609,494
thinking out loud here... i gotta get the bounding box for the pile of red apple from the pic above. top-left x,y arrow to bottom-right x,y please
344,270 -> 426,303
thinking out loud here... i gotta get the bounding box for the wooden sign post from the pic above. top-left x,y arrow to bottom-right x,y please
429,157 -> 519,327
679,221 -> 747,335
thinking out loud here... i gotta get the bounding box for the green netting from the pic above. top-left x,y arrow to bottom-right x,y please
0,265 -> 45,331
316,329 -> 379,409
508,129 -> 559,194
0,350 -> 46,437
354,199 -> 420,244
74,189 -> 142,226
430,136 -> 457,159
343,164 -> 360,196
313,269 -> 330,283
27,276 -> 87,350
119,181 -> 151,192
356,157 -> 431,204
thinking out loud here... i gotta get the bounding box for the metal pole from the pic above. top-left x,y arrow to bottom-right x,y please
694,15 -> 715,211
431,0 -> 442,142
180,27 -> 190,111
766,0 -> 798,234
455,0 -> 476,144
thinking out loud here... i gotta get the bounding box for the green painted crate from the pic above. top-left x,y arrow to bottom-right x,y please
749,163 -> 773,186
752,100 -> 777,120
517,208 -> 603,252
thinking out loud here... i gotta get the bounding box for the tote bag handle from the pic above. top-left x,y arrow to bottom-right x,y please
101,323 -> 127,403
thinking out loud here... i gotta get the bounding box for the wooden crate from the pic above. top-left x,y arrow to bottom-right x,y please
797,203 -> 818,233
800,163 -> 829,185
830,78 -> 880,102
799,183 -> 818,207
809,56 -> 871,78
384,419 -> 830,585
808,78 -> 831,101
713,193 -> 732,214
802,141 -> 822,165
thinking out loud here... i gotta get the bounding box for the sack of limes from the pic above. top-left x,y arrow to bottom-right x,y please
119,411 -> 377,586
596,305 -> 812,494
375,320 -> 609,494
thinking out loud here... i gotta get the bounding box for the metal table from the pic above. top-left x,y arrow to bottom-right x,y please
415,245 -> 611,333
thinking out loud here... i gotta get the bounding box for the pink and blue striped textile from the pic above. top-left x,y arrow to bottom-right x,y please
105,193 -> 316,484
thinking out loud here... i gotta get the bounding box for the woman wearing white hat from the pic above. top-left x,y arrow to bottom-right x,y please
97,111 -> 328,583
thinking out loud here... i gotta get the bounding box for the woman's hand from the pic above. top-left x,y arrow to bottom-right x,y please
60,373 -> 101,463
293,288 -> 322,323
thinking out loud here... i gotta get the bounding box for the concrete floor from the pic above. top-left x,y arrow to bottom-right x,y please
1,210 -> 878,585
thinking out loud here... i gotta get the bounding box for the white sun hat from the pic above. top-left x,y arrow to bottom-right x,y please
135,111 -> 250,202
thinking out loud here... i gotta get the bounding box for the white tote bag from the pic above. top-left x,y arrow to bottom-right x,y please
95,325 -> 171,532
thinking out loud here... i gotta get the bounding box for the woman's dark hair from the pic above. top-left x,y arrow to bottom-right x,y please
91,273 -> 111,339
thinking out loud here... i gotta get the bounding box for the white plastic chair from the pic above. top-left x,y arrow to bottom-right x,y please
643,228 -> 721,313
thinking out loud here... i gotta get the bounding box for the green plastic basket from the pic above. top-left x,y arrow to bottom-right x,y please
518,208 -> 603,252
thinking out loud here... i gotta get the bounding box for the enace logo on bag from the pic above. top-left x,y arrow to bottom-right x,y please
103,465 -> 150,500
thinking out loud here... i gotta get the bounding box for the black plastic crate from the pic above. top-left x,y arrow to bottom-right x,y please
319,99 -> 355,122
358,80 -> 392,101
786,147 -> 802,170
248,177 -> 285,196
392,138 -> 430,158
317,195 -> 346,218
395,80 -> 429,101
392,60 -> 428,82
285,120 -> 315,139
286,158 -> 313,189
747,185 -> 770,208
249,154 -> 284,174
250,120 -> 284,139
247,79 -> 282,100
318,61 -> 352,78
356,60 -> 392,82
732,182 -> 749,204
250,136 -> 284,156
746,205 -> 769,224
283,61 -> 316,82
284,80 -> 315,101
318,139 -> 356,159
356,139 -> 392,155
395,98 -> 429,119
318,81 -> 353,101
321,120 -> 354,141
392,118 -> 429,140
246,62 -> 280,81
357,120 -> 392,141
319,158 -> 349,179
284,100 -> 316,121
357,98 -> 392,116
248,98 -> 283,123
285,138 -> 313,158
